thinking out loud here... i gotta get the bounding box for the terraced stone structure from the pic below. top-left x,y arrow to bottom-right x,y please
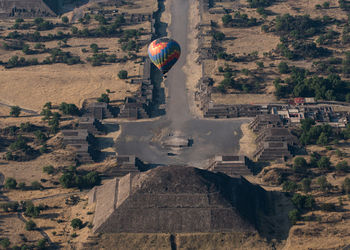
0,0 -> 59,18
88,166 -> 274,234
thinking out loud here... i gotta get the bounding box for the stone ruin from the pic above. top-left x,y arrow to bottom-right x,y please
0,0 -> 58,18
208,155 -> 251,177
88,166 -> 275,234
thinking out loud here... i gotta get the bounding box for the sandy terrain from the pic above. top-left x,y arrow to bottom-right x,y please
0,63 -> 139,111
0,0 -> 156,112
238,122 -> 256,158
212,93 -> 279,105
182,0 -> 202,118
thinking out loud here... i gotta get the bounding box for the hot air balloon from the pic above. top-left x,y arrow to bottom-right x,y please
148,37 -> 181,77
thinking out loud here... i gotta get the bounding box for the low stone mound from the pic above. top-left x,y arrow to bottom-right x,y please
89,166 -> 276,234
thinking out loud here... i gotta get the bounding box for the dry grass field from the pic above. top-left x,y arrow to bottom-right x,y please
0,0 -> 156,113
200,0 -> 350,105
0,0 -> 158,248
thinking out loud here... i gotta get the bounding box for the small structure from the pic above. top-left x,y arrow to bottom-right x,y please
62,129 -> 89,145
208,155 -> 251,177
118,97 -> 148,119
61,129 -> 95,163
119,59 -> 153,120
85,102 -> 113,120
255,127 -> 296,145
67,144 -> 94,164
77,116 -> 104,135
254,142 -> 291,162
248,114 -> 283,133
105,155 -> 141,177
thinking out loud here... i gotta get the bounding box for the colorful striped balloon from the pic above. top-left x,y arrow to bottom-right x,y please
148,38 -> 181,75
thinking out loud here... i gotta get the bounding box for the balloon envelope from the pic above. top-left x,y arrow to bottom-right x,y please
148,38 -> 181,75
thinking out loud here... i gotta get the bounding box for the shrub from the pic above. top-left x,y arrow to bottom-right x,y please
4,178 -> 17,189
71,218 -> 83,229
61,16 -> 69,24
0,201 -> 19,212
278,62 -> 290,73
25,220 -> 36,230
317,156 -> 331,170
97,93 -> 110,103
18,182 -> 26,190
37,238 -> 47,250
90,43 -> 99,53
342,177 -> 350,194
43,165 -> 54,175
335,161 -> 349,172
320,203 -> 336,211
10,106 -> 21,117
293,157 -> 308,173
31,181 -> 43,190
282,180 -> 298,192
0,238 -> 10,248
292,193 -> 315,211
24,202 -> 40,217
317,176 -> 331,192
118,70 -> 128,79
301,178 -> 311,193
213,31 -> 225,41
222,14 -> 232,25
59,102 -> 80,116
288,209 -> 300,225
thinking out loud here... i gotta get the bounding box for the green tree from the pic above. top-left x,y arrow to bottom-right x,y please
309,152 -> 321,168
97,93 -> 110,103
282,180 -> 298,192
83,171 -> 101,188
317,132 -> 329,146
18,182 -> 26,190
10,106 -> 21,117
4,177 -> 17,189
278,62 -> 290,73
0,238 -> 10,248
61,16 -> 69,23
301,178 -> 311,193
317,156 -> 331,170
34,130 -> 47,144
22,44 -> 30,54
288,209 -> 300,225
90,43 -> 99,53
222,14 -> 232,25
336,161 -> 349,172
59,102 -> 80,116
213,31 -> 225,41
342,177 -> 350,194
31,181 -> 43,190
59,172 -> 75,188
71,218 -> 83,229
37,238 -> 47,250
293,157 -> 308,173
25,219 -> 36,230
24,202 -> 40,217
317,176 -> 331,192
118,70 -> 128,79
322,1 -> 330,8
48,112 -> 61,134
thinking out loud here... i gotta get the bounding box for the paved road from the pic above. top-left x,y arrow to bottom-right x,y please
116,0 -> 250,168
